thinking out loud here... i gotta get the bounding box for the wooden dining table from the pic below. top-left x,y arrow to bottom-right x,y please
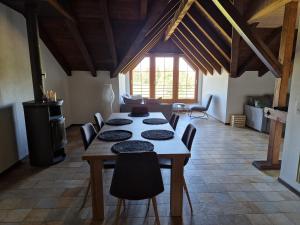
82,112 -> 191,221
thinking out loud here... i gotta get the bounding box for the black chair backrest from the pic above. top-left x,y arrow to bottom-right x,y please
94,113 -> 105,131
205,95 -> 213,110
80,123 -> 97,150
170,113 -> 180,130
182,124 -> 196,165
110,152 -> 164,200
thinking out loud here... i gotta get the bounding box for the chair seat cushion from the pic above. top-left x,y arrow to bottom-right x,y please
189,104 -> 206,111
103,160 -> 115,169
159,158 -> 172,169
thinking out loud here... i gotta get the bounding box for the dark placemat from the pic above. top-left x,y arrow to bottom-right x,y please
141,129 -> 174,140
143,118 -> 168,125
111,140 -> 154,154
128,112 -> 149,117
106,118 -> 133,126
98,130 -> 132,142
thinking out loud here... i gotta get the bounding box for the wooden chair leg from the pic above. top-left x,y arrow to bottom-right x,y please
79,179 -> 91,210
151,197 -> 160,225
114,199 -> 122,225
183,177 -> 193,214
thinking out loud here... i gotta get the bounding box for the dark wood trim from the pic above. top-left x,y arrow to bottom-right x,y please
211,0 -> 282,78
25,2 -> 44,102
173,55 -> 179,100
150,55 -> 156,98
278,177 -> 300,197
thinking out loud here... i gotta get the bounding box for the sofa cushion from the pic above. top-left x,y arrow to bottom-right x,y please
144,98 -> 161,104
122,96 -> 143,104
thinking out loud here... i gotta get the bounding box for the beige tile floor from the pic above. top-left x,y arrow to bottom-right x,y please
0,115 -> 299,225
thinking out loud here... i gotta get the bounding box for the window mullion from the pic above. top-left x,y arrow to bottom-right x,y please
150,55 -> 155,98
173,55 -> 179,101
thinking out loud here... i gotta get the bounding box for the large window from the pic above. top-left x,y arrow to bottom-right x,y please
130,55 -> 198,103
155,57 -> 173,99
178,57 -> 197,100
131,57 -> 150,97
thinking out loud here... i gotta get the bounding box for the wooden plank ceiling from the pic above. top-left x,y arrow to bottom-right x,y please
1,0 -> 298,77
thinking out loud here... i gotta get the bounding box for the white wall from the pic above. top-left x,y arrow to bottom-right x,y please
0,3 -> 34,172
202,69 -> 229,123
0,3 -> 71,172
280,26 -> 300,192
68,71 -> 119,124
226,71 -> 276,123
40,41 -> 71,126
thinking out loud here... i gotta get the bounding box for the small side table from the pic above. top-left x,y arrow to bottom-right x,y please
173,103 -> 189,114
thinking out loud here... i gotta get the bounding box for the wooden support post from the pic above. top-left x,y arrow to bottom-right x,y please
25,2 -> 44,102
252,1 -> 298,170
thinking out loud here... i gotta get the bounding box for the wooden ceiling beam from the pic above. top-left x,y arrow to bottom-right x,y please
211,0 -> 282,77
195,0 -> 232,45
165,0 -> 196,40
230,0 -> 243,78
101,0 -> 118,68
112,0 -> 170,77
187,6 -> 230,59
237,28 -> 282,77
39,23 -> 72,76
177,24 -> 222,74
174,31 -> 214,74
47,0 -> 97,76
182,17 -> 230,72
248,0 -> 296,24
171,36 -> 208,74
140,0 -> 148,19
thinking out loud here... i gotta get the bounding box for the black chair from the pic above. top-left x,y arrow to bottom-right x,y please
159,124 -> 196,213
110,152 -> 164,225
170,113 -> 180,130
94,112 -> 105,131
189,95 -> 213,119
80,123 -> 115,209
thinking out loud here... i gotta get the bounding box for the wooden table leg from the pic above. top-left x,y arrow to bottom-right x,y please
90,160 -> 104,221
170,157 -> 184,217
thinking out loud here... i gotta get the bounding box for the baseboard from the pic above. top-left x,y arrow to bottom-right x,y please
278,177 -> 300,197
0,159 -> 25,176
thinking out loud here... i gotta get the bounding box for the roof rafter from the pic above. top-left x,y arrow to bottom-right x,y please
177,24 -> 222,74
165,0 -> 196,40
187,6 -> 230,59
174,31 -> 214,74
39,22 -> 72,76
182,16 -> 230,72
248,0 -> 296,24
195,0 -> 232,45
237,27 -> 282,77
230,0 -> 244,77
112,0 -> 173,77
211,0 -> 282,77
171,36 -> 208,74
101,0 -> 118,67
47,0 -> 97,76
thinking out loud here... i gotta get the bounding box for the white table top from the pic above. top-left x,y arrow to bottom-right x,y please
82,112 -> 190,161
